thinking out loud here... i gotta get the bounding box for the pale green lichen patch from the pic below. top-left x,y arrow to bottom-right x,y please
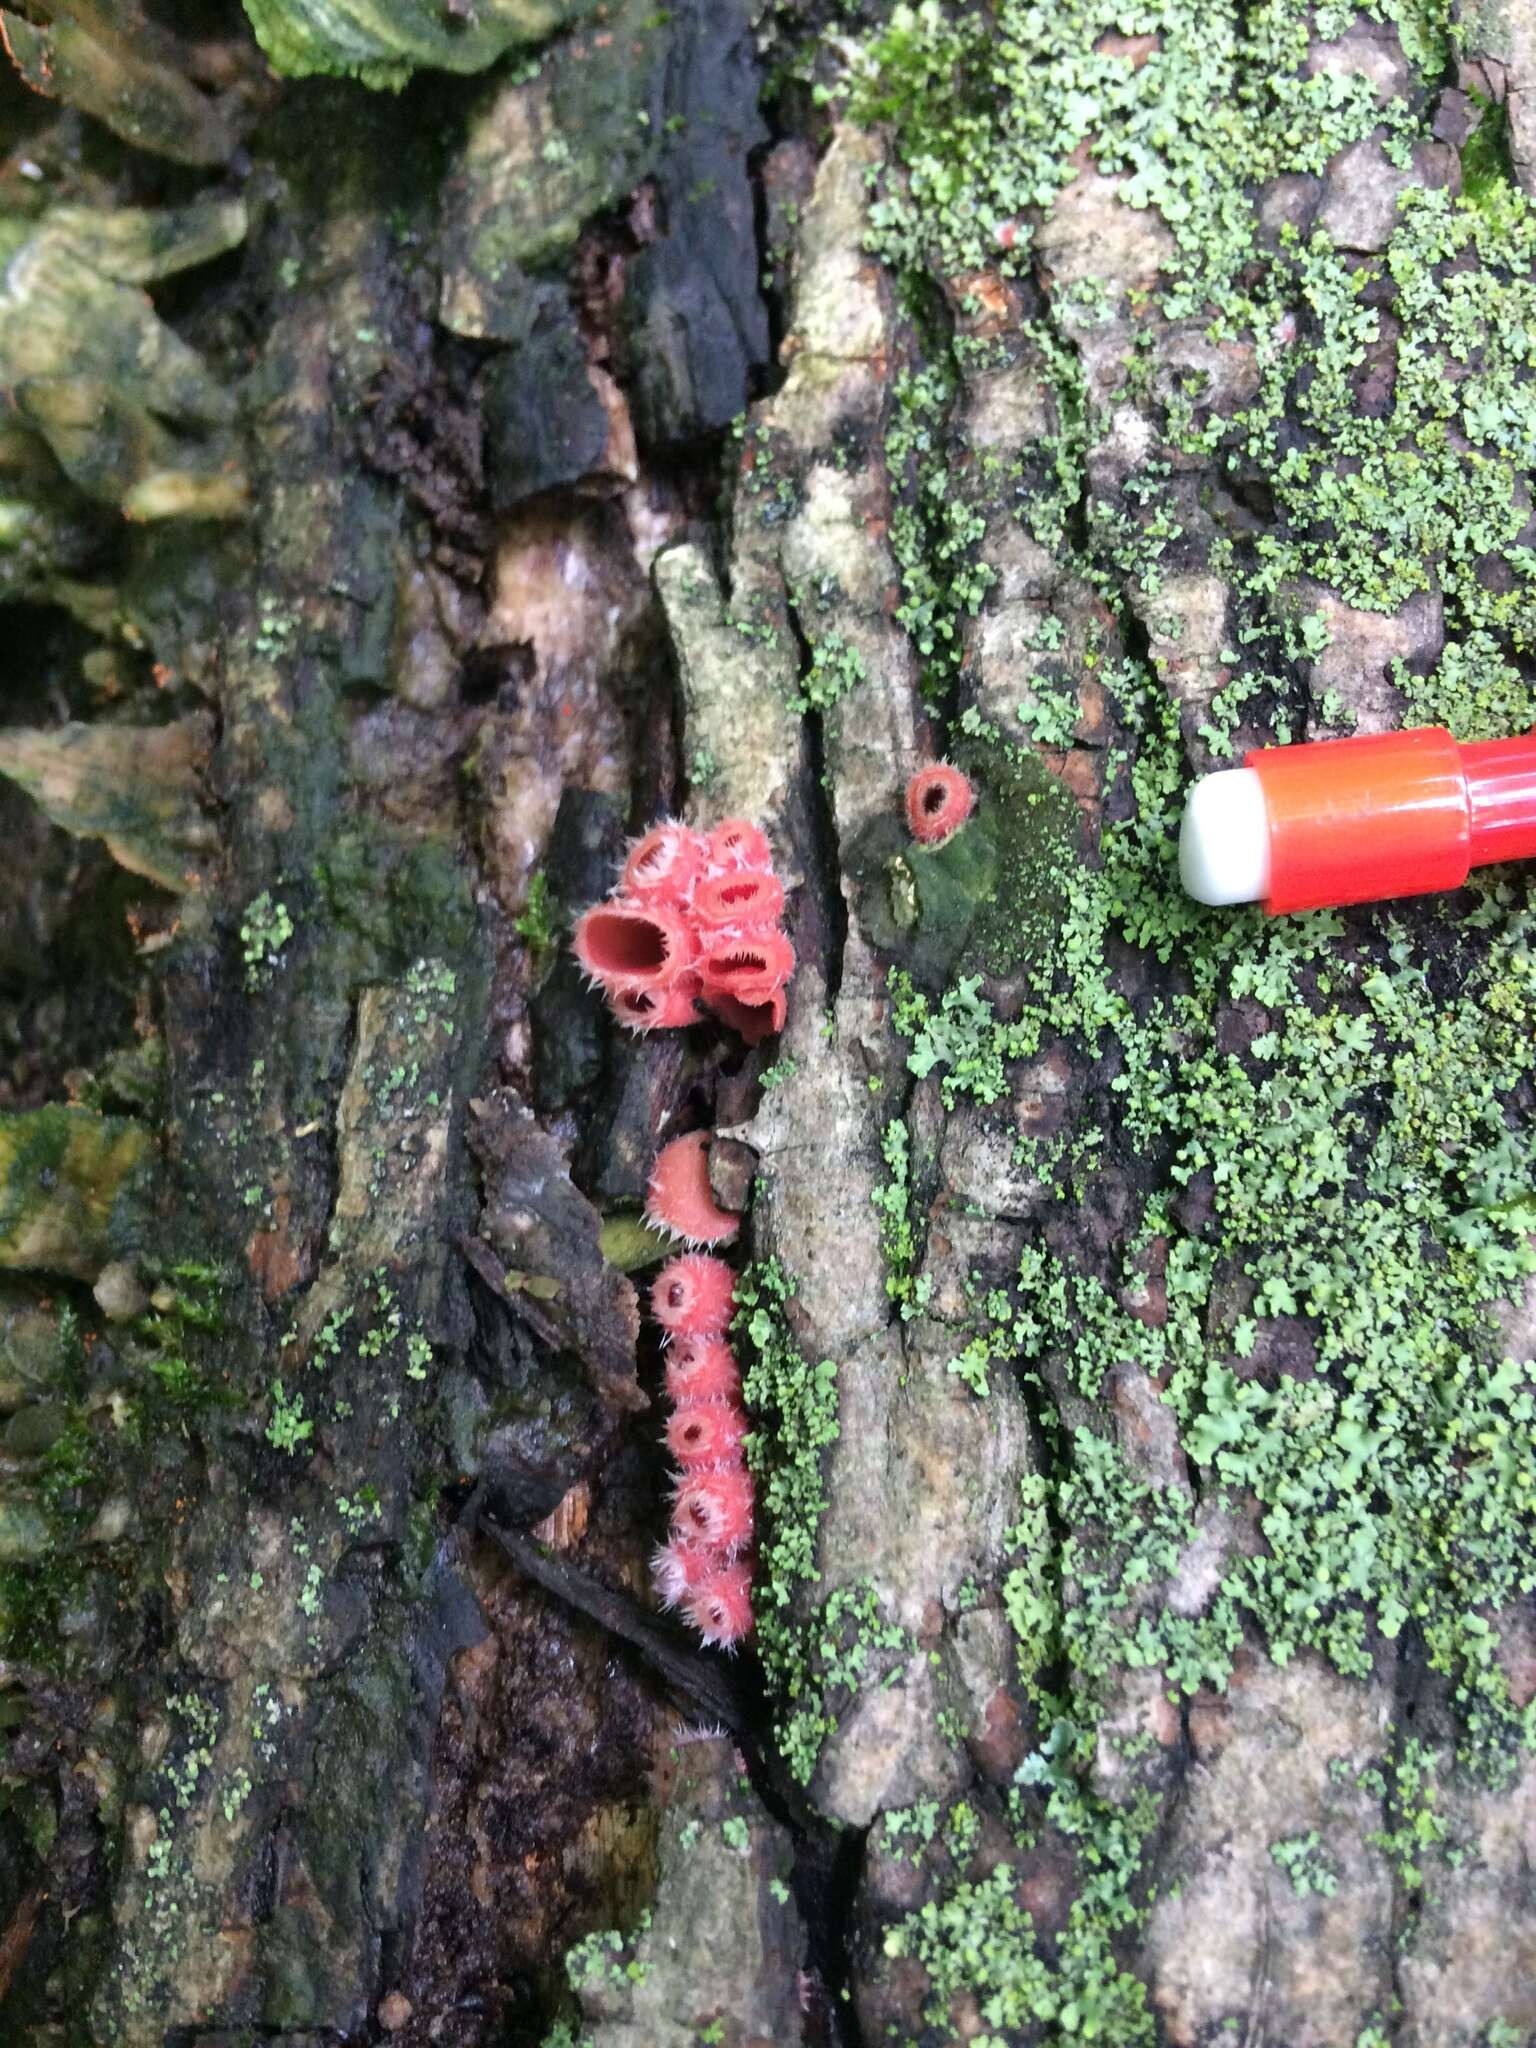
850,0 -> 1439,317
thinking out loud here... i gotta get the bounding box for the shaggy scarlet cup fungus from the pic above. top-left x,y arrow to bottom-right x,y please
672,1465 -> 755,1557
651,1534 -> 717,1608
684,1561 -> 755,1650
650,1253 -> 737,1336
573,814 -> 795,1047
704,985 -> 787,1047
607,974 -> 703,1032
906,762 -> 976,845
573,898 -> 695,993
664,1334 -> 742,1405
693,868 -> 786,929
707,817 -> 772,871
666,1398 -> 749,1470
583,825 -> 782,1652
698,927 -> 796,1003
643,1224 -> 755,1645
623,820 -> 705,900
646,1131 -> 741,1247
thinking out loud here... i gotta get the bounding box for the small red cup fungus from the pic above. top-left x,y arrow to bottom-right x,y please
707,818 -> 773,872
665,1399 -> 749,1470
693,868 -> 786,930
574,899 -> 696,994
623,821 -> 705,902
906,763 -> 976,846
651,1535 -> 717,1608
684,1560 -> 755,1648
671,1464 -> 755,1557
664,1335 -> 743,1405
646,1131 -> 741,1247
650,1253 -> 737,1337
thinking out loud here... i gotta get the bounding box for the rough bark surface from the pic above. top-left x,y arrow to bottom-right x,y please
7,2 -> 1536,2046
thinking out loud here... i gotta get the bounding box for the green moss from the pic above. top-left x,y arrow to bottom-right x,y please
0,1106 -> 153,1278
885,353 -> 996,700
563,1915 -> 652,1991
889,969 -> 1036,1107
265,1380 -> 313,1455
792,629 -> 867,715
1270,1830 -> 1339,1898
884,1852 -> 1153,2043
514,870 -> 558,965
853,0 -> 1429,322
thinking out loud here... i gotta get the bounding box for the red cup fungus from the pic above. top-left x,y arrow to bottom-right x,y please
906,762 -> 976,846
684,1561 -> 756,1649
645,1130 -> 741,1247
665,1398 -> 749,1470
572,814 -> 795,1047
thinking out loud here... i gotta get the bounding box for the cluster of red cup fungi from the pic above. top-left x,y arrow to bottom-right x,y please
575,781 -> 975,1652
572,818 -> 795,1047
644,1133 -> 755,1650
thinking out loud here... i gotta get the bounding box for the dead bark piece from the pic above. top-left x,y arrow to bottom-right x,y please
470,1089 -> 645,1410
476,1515 -> 747,1734
687,122 -> 1044,1835
0,199 -> 247,520
653,541 -> 803,852
0,716 -> 216,892
564,1736 -> 805,2048
243,0 -> 594,86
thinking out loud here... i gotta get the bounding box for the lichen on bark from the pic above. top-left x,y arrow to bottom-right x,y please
10,0 -> 1536,2043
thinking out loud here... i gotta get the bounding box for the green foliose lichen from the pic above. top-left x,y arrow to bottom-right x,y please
837,0 -> 1536,2021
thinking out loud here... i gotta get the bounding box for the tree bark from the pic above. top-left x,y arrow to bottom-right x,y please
6,3 -> 1536,2046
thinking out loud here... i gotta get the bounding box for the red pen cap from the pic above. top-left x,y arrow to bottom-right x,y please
1180,726 -> 1536,915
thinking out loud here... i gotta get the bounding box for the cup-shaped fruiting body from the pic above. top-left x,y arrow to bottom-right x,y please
572,814 -> 793,1049
623,821 -> 706,902
693,868 -> 786,930
646,1130 -> 741,1247
574,898 -> 695,994
651,1534 -> 717,1609
684,1560 -> 755,1649
698,927 -> 796,1005
707,818 -> 772,872
650,1253 -> 737,1337
703,985 -> 787,1047
672,1464 -> 755,1557
664,1335 -> 743,1405
906,763 -> 976,846
607,972 -> 703,1033
666,1398 -> 749,1470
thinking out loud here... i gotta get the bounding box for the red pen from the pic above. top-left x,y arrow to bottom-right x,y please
1179,726 -> 1536,915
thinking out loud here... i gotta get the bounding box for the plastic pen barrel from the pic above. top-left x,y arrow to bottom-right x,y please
1179,726 -> 1536,915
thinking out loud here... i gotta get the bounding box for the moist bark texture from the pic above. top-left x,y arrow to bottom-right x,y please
6,3 -> 1536,2045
